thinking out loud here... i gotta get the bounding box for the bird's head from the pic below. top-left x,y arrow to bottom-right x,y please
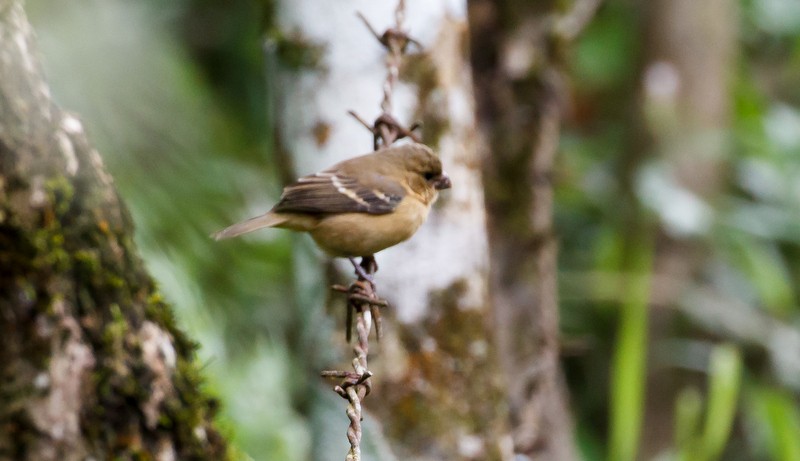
399,144 -> 452,201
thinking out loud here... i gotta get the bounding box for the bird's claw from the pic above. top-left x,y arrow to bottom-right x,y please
348,256 -> 377,289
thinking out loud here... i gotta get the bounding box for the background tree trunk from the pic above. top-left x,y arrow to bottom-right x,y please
467,0 -> 598,459
274,1 -> 510,459
636,0 -> 737,457
0,2 -> 226,459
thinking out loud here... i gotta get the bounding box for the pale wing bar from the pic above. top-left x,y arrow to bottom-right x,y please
273,172 -> 404,215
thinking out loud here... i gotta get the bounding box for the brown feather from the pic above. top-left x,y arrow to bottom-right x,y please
272,171 -> 405,215
212,212 -> 288,240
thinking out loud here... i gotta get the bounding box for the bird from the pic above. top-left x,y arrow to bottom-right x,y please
213,142 -> 451,276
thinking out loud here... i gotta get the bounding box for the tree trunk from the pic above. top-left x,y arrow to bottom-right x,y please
467,0 -> 597,459
0,2 -> 226,459
274,1 -> 510,459
637,0 -> 737,458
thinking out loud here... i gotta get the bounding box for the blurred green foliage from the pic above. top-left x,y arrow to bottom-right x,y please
25,0 -> 800,459
608,237 -> 652,461
561,0 -> 800,460
674,345 -> 742,461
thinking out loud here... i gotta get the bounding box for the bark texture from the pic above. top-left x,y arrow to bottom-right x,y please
0,3 -> 226,460
468,0 -> 595,459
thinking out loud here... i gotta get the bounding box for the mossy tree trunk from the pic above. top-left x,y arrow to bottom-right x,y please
0,2 -> 226,459
467,0 -> 599,459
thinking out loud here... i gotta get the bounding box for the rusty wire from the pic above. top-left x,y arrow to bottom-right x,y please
320,1 -> 421,459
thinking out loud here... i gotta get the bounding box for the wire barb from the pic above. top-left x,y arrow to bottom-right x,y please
325,2 -> 418,459
348,111 -> 421,150
351,1 -> 421,150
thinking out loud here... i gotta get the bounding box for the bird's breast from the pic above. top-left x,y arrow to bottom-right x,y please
309,197 -> 430,257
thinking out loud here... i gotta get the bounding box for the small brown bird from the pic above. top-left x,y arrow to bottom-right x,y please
213,143 -> 451,263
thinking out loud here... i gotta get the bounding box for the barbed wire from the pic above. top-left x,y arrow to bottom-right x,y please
320,1 -> 421,459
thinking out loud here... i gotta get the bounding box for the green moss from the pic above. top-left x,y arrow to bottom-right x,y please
102,304 -> 129,353
105,274 -> 126,289
23,176 -> 78,273
142,290 -> 225,458
73,248 -> 101,274
145,291 -> 198,357
30,227 -> 70,272
385,279 -> 507,458
162,354 -> 224,458
3,166 -> 228,458
76,286 -> 96,313
44,175 -> 75,217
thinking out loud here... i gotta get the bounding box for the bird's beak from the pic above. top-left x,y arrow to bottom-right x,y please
433,172 -> 452,190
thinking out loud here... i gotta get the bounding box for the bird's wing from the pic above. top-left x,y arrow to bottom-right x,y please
272,171 -> 406,215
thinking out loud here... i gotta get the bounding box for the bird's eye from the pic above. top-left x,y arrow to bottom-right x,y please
423,172 -> 436,181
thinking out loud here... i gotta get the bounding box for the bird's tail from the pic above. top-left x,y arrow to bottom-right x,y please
212,213 -> 288,240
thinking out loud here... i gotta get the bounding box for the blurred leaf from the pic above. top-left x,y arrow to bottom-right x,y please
675,387 -> 703,457
723,234 -> 794,316
723,200 -> 800,242
609,237 -> 653,461
636,161 -> 713,237
675,345 -> 742,461
751,0 -> 800,35
698,345 -> 742,461
571,5 -> 638,90
745,386 -> 800,461
576,425 -> 606,461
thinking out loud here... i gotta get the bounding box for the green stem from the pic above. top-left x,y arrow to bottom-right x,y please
609,237 -> 653,461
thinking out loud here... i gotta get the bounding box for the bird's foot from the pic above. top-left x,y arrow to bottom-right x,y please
331,277 -> 389,342
348,256 -> 377,288
359,255 -> 378,274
